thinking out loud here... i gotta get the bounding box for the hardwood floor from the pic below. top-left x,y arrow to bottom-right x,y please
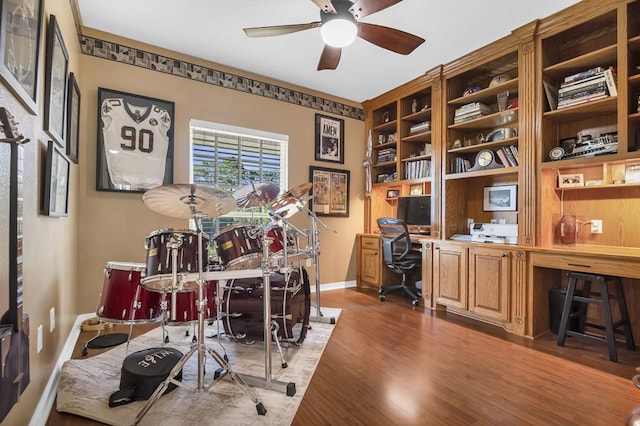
47,287 -> 640,425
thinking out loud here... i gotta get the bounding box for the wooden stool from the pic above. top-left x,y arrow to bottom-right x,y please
556,272 -> 635,362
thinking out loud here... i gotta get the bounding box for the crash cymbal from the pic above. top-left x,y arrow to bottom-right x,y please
233,182 -> 280,209
142,184 -> 236,219
270,182 -> 312,219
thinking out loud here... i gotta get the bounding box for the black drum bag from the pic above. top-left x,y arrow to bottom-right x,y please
109,347 -> 183,407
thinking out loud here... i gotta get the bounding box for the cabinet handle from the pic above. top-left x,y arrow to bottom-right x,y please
567,263 -> 591,268
502,254 -> 507,257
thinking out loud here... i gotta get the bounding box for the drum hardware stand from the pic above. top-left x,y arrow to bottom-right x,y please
306,208 -> 337,325
135,213 -> 267,425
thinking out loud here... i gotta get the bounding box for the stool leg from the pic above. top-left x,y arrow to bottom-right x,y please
576,279 -> 592,333
557,276 -> 577,347
614,278 -> 635,350
599,278 -> 618,363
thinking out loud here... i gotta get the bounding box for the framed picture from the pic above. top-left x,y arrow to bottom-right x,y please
0,0 -> 44,114
96,87 -> 174,192
309,166 -> 350,217
42,140 -> 70,217
65,72 -> 80,163
315,113 -> 344,164
387,189 -> 399,198
410,183 -> 423,195
43,14 -> 68,147
558,173 -> 584,188
483,185 -> 517,212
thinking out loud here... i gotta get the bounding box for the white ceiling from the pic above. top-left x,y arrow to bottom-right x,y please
76,0 -> 581,103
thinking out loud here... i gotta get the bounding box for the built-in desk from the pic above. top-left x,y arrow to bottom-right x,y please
528,246 -> 640,340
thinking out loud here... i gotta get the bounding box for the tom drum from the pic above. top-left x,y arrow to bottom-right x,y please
214,224 -> 262,270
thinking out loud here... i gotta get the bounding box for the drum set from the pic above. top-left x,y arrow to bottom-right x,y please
88,181 -> 332,422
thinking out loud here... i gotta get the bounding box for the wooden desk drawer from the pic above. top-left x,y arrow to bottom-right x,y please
530,252 -> 640,279
361,236 -> 379,250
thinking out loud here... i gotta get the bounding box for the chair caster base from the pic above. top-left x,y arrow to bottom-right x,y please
379,295 -> 386,301
411,299 -> 419,307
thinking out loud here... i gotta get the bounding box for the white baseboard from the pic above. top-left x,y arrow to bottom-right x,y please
29,313 -> 94,426
29,281 -> 355,425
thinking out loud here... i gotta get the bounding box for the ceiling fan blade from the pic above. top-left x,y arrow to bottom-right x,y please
310,0 -> 337,14
349,0 -> 402,19
318,45 -> 342,70
244,22 -> 321,37
357,22 -> 424,55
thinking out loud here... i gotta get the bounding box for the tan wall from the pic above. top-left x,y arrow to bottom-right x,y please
0,5 -> 364,423
76,29 -> 366,315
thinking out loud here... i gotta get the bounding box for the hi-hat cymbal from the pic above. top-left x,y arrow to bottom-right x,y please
270,182 -> 312,219
142,184 -> 236,219
233,182 -> 280,209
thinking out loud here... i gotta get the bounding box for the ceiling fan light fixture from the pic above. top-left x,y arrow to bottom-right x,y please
320,19 -> 357,48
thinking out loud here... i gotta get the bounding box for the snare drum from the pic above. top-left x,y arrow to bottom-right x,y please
161,282 -> 217,325
221,268 -> 310,344
143,228 -> 209,292
97,262 -> 162,323
214,224 -> 262,270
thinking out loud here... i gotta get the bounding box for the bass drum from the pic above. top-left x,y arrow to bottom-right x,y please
143,228 -> 209,292
161,282 -> 217,325
220,268 -> 310,345
97,262 -> 162,324
214,224 -> 262,270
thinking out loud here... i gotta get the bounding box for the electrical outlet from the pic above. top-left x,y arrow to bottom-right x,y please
37,325 -> 43,353
591,219 -> 602,234
50,307 -> 55,332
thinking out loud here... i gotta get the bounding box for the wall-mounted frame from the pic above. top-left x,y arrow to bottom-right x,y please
309,166 -> 350,217
97,87 -> 174,192
315,113 -> 344,164
410,183 -> 423,195
0,0 -> 44,114
42,140 -> 70,217
43,14 -> 68,147
558,173 -> 584,188
483,184 -> 517,212
386,189 -> 399,199
65,72 -> 80,163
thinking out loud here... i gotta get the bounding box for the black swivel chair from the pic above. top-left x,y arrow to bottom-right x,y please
377,217 -> 422,306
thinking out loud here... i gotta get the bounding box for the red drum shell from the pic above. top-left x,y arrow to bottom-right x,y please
162,282 -> 217,325
214,225 -> 262,270
97,262 -> 162,323
266,225 -> 295,254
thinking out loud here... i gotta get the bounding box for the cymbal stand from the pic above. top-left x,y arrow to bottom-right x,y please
158,234 -> 182,344
134,212 -> 266,425
306,208 -> 337,324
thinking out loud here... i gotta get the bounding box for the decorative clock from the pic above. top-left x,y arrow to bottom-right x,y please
468,149 -> 503,171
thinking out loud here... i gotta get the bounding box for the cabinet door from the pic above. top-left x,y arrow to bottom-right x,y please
361,248 -> 380,286
468,247 -> 510,322
433,243 -> 467,309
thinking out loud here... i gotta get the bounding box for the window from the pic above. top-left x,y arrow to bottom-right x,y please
190,119 -> 288,252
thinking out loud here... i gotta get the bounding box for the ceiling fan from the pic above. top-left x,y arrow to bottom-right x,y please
243,0 -> 425,70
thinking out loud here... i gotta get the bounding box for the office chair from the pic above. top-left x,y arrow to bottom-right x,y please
377,217 -> 422,306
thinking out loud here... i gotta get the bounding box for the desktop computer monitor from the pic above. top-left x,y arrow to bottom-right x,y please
396,195 -> 431,233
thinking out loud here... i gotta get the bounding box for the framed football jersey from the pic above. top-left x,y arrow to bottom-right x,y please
96,88 -> 174,192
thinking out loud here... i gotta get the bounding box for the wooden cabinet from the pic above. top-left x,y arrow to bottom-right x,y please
434,242 -> 511,324
356,234 -> 400,290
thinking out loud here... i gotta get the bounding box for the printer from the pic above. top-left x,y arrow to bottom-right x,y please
469,222 -> 518,245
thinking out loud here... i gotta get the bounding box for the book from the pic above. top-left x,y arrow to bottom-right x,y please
602,67 -> 617,97
509,145 -> 519,163
563,66 -> 606,84
557,90 -> 608,109
502,146 -> 518,166
558,76 -> 606,96
496,148 -> 511,167
560,71 -> 607,89
543,80 -> 558,111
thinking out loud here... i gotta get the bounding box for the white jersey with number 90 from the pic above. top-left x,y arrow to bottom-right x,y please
101,98 -> 171,190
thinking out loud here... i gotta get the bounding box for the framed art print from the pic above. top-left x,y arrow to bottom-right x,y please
309,166 -> 350,217
66,72 -> 80,163
96,87 -> 174,192
43,14 -> 68,147
483,185 -> 517,212
0,0 -> 44,114
315,113 -> 344,164
42,140 -> 70,217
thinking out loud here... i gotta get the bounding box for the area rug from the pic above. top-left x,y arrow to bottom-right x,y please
56,307 -> 340,426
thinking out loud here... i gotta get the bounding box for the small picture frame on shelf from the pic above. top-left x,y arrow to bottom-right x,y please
409,184 -> 422,195
558,173 -> 584,188
387,189 -> 400,199
483,185 -> 517,212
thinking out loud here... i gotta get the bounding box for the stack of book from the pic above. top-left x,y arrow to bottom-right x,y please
376,147 -> 396,164
409,121 -> 431,134
453,103 -> 492,124
557,66 -> 617,109
450,156 -> 471,173
405,159 -> 432,180
495,145 -> 519,167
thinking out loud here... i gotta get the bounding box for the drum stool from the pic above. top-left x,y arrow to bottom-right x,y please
556,272 -> 635,362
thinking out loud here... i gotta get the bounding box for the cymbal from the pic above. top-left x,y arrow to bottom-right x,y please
142,184 -> 236,219
270,182 -> 312,219
233,182 -> 279,209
